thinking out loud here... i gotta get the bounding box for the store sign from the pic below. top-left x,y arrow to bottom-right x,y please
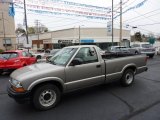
43,39 -> 52,44
58,40 -> 73,44
81,39 -> 94,43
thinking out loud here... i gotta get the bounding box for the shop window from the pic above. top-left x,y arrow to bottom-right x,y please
3,38 -> 12,46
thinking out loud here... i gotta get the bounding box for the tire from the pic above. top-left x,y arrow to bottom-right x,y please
32,84 -> 61,111
37,55 -> 42,59
148,54 -> 154,58
135,51 -> 138,54
120,69 -> 135,87
0,70 -> 3,75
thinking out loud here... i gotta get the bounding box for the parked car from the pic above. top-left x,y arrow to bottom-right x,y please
30,49 -> 51,60
46,49 -> 60,62
0,50 -> 37,74
131,43 -> 155,58
102,46 -> 135,58
109,46 -> 138,54
8,45 -> 148,110
157,47 -> 160,55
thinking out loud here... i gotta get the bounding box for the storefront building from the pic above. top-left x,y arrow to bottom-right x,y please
30,27 -> 130,50
51,28 -> 130,50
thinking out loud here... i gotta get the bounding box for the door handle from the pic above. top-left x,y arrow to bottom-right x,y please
96,64 -> 101,68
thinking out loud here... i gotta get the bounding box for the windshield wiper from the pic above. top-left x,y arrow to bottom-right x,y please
48,59 -> 56,65
2,56 -> 8,59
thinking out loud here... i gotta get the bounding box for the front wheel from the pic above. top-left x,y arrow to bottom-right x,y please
120,69 -> 135,87
32,84 -> 61,111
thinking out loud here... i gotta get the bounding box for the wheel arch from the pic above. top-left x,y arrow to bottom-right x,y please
122,64 -> 137,74
28,78 -> 65,93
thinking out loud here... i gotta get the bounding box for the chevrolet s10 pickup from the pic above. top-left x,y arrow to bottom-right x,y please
7,45 -> 148,110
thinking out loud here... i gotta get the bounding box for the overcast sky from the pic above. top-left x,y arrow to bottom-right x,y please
14,0 -> 160,36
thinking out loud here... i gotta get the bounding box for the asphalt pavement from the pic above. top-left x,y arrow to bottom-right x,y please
0,56 -> 160,120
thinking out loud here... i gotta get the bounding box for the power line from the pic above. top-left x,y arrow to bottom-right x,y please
123,7 -> 160,22
137,22 -> 160,27
125,10 -> 160,24
133,10 -> 159,23
114,0 -> 138,14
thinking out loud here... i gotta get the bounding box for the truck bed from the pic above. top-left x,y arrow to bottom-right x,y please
102,53 -> 136,59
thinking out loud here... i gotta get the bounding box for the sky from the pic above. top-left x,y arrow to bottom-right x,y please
13,0 -> 160,36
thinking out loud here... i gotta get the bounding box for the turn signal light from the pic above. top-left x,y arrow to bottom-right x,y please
12,86 -> 26,93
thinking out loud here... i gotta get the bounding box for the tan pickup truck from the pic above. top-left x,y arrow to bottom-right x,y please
8,45 -> 148,110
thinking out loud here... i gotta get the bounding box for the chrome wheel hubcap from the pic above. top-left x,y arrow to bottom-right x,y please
126,73 -> 133,84
39,89 -> 56,107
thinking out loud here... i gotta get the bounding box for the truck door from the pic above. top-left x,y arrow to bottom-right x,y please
65,47 -> 104,90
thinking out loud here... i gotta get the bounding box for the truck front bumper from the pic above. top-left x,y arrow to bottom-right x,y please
7,86 -> 31,103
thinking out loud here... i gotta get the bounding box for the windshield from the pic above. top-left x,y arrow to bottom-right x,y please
49,48 -> 78,66
142,44 -> 152,48
50,49 -> 60,55
0,54 -> 3,59
1,52 -> 18,59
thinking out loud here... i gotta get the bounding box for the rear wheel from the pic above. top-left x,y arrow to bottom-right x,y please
32,84 -> 61,111
0,70 -> 3,75
37,55 -> 42,59
120,69 -> 135,87
135,51 -> 138,54
148,54 -> 154,58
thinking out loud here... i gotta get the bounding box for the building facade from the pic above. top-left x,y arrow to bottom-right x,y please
30,28 -> 130,50
52,28 -> 130,49
0,1 -> 16,51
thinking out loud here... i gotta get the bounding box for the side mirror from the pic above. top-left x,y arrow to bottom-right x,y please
46,56 -> 52,63
70,58 -> 83,66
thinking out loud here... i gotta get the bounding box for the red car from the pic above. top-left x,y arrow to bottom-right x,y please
0,50 -> 37,74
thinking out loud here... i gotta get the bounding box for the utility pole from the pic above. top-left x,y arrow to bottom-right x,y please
2,12 -> 7,51
120,0 -> 122,46
24,0 -> 29,51
35,20 -> 40,41
111,0 -> 114,46
78,25 -> 80,45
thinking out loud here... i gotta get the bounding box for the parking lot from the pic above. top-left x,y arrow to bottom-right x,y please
0,56 -> 160,120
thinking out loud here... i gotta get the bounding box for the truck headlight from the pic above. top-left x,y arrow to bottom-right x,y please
9,79 -> 25,92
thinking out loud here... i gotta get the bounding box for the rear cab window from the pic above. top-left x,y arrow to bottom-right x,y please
75,47 -> 98,64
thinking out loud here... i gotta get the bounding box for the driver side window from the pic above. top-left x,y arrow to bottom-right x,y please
75,47 -> 98,64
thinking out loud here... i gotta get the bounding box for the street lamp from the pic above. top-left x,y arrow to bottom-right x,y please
132,26 -> 137,43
